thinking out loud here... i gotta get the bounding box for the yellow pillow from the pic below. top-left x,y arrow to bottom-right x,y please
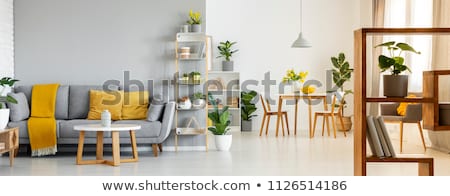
87,90 -> 124,120
122,91 -> 149,120
397,94 -> 416,116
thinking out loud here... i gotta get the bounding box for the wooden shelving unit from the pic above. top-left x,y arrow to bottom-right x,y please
354,28 -> 450,176
423,70 -> 450,131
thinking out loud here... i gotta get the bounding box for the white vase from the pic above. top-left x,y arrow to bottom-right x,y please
215,134 -> 232,151
0,109 -> 10,129
291,81 -> 302,93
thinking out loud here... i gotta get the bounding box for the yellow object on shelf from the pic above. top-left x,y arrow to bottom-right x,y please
301,85 -> 315,94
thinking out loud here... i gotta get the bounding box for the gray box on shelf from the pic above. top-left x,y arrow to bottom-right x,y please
439,103 -> 450,125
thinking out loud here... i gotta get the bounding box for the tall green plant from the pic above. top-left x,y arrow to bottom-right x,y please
208,93 -> 231,135
0,77 -> 19,109
330,53 -> 353,115
241,90 -> 257,121
375,41 -> 420,75
217,40 -> 238,61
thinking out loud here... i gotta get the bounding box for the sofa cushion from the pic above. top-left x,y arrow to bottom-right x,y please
87,90 -> 124,120
8,120 -> 61,139
59,119 -> 109,138
122,91 -> 149,120
7,92 -> 30,122
55,85 -> 69,119
68,85 -> 113,119
113,120 -> 161,138
147,94 -> 166,122
13,85 -> 32,106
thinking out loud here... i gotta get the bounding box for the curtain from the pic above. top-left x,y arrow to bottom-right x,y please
0,0 -> 14,77
432,0 -> 450,102
368,0 -> 385,116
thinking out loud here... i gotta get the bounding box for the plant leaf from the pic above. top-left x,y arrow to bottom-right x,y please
375,41 -> 395,48
396,43 -> 421,54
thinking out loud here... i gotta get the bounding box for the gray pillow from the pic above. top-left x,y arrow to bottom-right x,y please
6,92 -> 30,122
147,94 -> 165,122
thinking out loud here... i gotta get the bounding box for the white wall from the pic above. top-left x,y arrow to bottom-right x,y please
0,0 -> 14,77
207,0 -> 367,133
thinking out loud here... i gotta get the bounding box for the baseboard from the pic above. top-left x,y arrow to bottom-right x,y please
163,146 -> 208,151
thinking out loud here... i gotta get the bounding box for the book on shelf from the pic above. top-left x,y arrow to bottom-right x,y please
366,115 -> 396,158
377,116 -> 396,158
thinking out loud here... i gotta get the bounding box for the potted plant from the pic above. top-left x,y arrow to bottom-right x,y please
190,71 -> 201,83
282,69 -> 308,93
217,40 -> 238,71
331,52 -> 354,132
0,77 -> 19,129
187,9 -> 202,33
191,92 -> 206,109
207,93 -> 232,151
241,90 -> 257,131
181,73 -> 189,83
375,41 -> 421,97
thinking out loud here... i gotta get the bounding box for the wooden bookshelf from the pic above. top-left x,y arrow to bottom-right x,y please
423,70 -> 450,131
354,28 -> 450,176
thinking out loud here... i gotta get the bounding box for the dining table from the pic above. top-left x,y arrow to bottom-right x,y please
275,93 -> 328,137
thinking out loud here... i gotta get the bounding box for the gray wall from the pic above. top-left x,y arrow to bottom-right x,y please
0,0 -> 14,77
14,0 -> 205,93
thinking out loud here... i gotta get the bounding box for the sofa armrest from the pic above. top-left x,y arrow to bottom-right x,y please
157,101 -> 176,143
380,103 -> 400,116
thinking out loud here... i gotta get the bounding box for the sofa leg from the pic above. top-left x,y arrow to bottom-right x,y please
157,143 -> 163,152
152,144 -> 158,157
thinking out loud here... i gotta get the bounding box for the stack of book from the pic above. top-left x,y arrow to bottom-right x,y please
366,115 -> 396,158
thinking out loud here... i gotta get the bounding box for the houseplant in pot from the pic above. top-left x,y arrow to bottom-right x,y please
217,40 -> 238,71
190,71 -> 201,84
187,9 -> 202,32
331,52 -> 354,132
191,92 -> 206,109
207,93 -> 232,151
241,90 -> 257,131
375,41 -> 420,97
0,77 -> 19,129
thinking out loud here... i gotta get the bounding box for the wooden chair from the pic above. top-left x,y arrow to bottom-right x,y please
312,94 -> 347,138
259,95 -> 290,136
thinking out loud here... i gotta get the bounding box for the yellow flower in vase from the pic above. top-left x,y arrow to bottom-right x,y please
282,69 -> 308,93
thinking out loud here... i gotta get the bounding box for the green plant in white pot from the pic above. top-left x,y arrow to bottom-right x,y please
331,53 -> 354,132
375,41 -> 421,97
217,40 -> 238,71
207,93 -> 232,151
0,77 -> 19,129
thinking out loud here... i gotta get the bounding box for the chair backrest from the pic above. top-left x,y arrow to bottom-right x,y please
260,95 -> 270,113
331,93 -> 344,115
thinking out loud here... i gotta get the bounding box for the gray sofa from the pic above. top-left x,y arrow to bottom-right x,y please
7,85 -> 175,157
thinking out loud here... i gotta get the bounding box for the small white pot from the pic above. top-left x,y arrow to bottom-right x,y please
215,134 -> 232,151
0,109 -> 10,129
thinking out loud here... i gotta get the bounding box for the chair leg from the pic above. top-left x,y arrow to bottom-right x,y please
331,116 -> 337,139
338,115 -> 347,137
281,114 -> 285,136
259,114 -> 266,136
321,115 -> 325,136
325,116 -> 331,136
313,114 -> 318,137
418,121 -> 427,151
265,115 -> 271,136
284,114 -> 290,135
400,121 -> 404,153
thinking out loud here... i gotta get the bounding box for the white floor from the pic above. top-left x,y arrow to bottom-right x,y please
1,125 -> 450,176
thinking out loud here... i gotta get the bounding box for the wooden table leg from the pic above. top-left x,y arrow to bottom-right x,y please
308,98 -> 313,138
275,96 -> 283,137
130,130 -> 138,160
111,131 -> 120,166
76,131 -> 85,165
9,148 -> 14,167
295,98 -> 298,136
96,131 -> 104,160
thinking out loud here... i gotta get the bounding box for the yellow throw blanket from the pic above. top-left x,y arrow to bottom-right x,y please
28,84 -> 59,156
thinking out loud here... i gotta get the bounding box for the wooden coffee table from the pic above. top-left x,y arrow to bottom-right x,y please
0,127 -> 19,167
73,124 -> 141,166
